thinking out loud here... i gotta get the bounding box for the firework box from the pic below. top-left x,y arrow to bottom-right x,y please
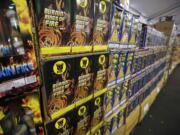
131,53 -> 138,74
74,55 -> 93,104
71,0 -> 94,53
103,88 -> 114,117
117,51 -> 127,82
0,91 -> 43,135
93,0 -> 111,51
109,5 -> 123,44
0,0 -> 40,97
129,16 -> 139,46
139,95 -> 151,122
117,109 -> 125,128
103,117 -> 112,135
126,51 -> 134,76
93,53 -> 109,92
41,57 -> 75,119
120,12 -> 131,45
45,109 -> 75,135
74,100 -> 92,135
112,83 -> 121,108
108,51 -> 119,87
110,113 -> 118,134
33,0 -> 71,57
120,79 -> 129,103
91,121 -> 103,135
91,92 -> 104,128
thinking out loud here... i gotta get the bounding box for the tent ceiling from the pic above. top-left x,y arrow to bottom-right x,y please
129,0 -> 180,25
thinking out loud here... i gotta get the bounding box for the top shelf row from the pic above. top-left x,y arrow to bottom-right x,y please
0,0 -> 168,59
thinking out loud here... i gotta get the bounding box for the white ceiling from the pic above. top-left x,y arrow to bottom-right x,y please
129,0 -> 180,25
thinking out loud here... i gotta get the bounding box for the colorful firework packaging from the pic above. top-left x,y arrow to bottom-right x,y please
120,79 -> 129,101
129,16 -> 139,46
91,93 -> 104,127
108,51 -> 119,86
117,51 -> 127,81
111,113 -> 118,134
93,53 -> 109,92
34,0 -> 72,57
41,57 -> 75,119
74,55 -> 93,101
0,91 -> 44,135
109,5 -> 123,43
93,0 -> 111,51
0,0 -> 40,97
126,51 -> 134,76
91,125 -> 104,135
71,0 -> 94,53
120,12 -> 131,45
103,89 -> 113,116
113,83 -> 122,107
117,109 -> 125,128
45,109 -> 75,135
74,100 -> 92,135
103,119 -> 111,135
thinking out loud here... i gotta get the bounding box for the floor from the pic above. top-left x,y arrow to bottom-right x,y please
133,65 -> 180,135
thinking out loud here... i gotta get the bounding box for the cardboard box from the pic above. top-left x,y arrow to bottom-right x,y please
117,109 -> 125,128
108,52 -> 119,86
45,109 -> 75,135
109,5 -> 123,43
74,100 -> 92,135
103,118 -> 112,135
91,126 -> 104,135
113,83 -> 122,107
111,113 -> 118,134
93,53 -> 109,92
120,12 -> 131,45
91,123 -> 104,135
34,0 -> 72,56
0,0 -> 40,97
126,51 -> 134,76
91,93 -> 105,127
71,0 -> 94,53
139,95 -> 151,122
129,16 -> 139,46
103,89 -> 113,116
0,91 -> 43,135
42,57 -> 75,119
93,0 -> 111,51
113,125 -> 126,135
74,55 -> 93,101
120,79 -> 129,102
125,105 -> 140,135
117,51 -> 127,81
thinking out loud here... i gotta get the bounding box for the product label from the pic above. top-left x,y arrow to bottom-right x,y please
35,0 -> 71,55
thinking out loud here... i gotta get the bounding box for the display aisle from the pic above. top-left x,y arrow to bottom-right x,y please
133,65 -> 180,135
0,0 -> 178,135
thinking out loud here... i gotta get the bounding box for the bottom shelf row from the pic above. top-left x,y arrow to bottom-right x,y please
0,70 -> 168,135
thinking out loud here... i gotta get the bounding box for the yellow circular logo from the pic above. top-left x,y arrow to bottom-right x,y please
99,1 -> 106,14
95,97 -> 101,106
55,118 -> 66,129
78,106 -> 87,116
53,61 -> 66,75
99,55 -> 106,65
80,57 -> 89,69
77,0 -> 88,8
